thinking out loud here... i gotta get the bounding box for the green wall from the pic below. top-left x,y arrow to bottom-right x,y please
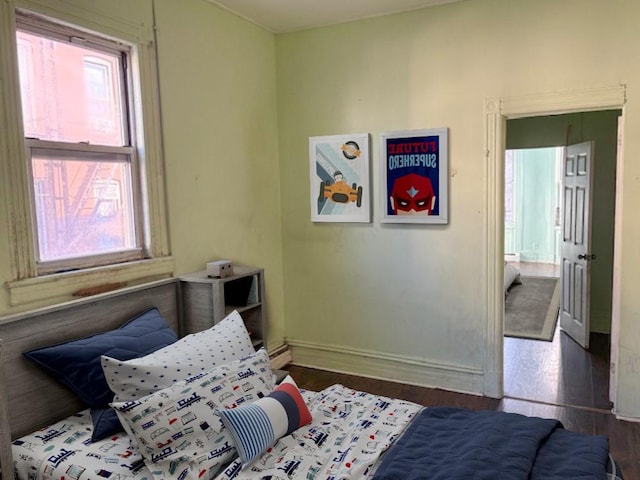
152,0 -> 285,348
0,0 -> 286,349
3,0 -> 640,419
276,0 -> 640,417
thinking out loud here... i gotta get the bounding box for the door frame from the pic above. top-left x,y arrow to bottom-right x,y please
482,85 -> 625,400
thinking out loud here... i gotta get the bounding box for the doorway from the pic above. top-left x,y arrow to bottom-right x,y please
503,146 -> 561,342
500,110 -> 621,411
481,85 -> 625,408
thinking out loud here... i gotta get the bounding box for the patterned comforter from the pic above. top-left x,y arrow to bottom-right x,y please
12,386 -> 623,480
12,384 -> 421,480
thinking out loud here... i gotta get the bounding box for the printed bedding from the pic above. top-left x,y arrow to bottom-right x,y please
13,410 -> 147,480
213,384 -> 421,479
11,387 -> 624,480
10,307 -> 623,480
12,384 -> 420,480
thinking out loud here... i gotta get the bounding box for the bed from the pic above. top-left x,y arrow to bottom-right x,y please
0,279 -> 624,480
504,261 -> 521,295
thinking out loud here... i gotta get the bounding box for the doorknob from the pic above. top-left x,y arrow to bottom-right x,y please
577,254 -> 597,260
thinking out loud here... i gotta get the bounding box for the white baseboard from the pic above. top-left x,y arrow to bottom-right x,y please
269,344 -> 293,370
612,411 -> 640,423
271,350 -> 292,370
288,339 -> 485,396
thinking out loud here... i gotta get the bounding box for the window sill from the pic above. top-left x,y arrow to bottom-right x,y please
6,257 -> 175,307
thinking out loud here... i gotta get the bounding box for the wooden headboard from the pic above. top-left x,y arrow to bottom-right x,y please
0,278 -> 181,478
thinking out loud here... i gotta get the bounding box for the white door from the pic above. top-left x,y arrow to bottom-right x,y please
560,142 -> 594,348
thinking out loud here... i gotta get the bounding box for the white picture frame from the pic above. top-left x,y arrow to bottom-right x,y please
309,133 -> 371,223
379,128 -> 449,224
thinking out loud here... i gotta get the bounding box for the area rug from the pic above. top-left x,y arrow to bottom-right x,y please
505,276 -> 560,341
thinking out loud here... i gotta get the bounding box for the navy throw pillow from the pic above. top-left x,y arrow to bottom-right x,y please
90,407 -> 125,441
24,307 -> 178,441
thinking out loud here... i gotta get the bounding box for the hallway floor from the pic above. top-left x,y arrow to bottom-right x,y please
504,260 -> 611,412
504,328 -> 611,411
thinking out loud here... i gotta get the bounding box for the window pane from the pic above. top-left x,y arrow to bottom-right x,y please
16,38 -> 35,127
505,150 -> 514,224
31,151 -> 137,262
16,30 -> 126,146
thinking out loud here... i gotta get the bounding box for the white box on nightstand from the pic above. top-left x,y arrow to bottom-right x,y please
207,260 -> 233,278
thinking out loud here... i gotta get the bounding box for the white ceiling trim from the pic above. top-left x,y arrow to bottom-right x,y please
204,0 -> 466,34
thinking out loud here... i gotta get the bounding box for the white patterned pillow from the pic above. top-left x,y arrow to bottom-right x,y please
102,310 -> 256,402
111,348 -> 274,480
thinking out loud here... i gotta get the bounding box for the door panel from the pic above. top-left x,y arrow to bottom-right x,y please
562,259 -> 571,309
576,187 -> 586,244
560,142 -> 594,348
574,264 -> 584,323
563,187 -> 573,241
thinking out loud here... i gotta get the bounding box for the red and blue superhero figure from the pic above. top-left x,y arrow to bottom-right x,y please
389,173 -> 436,216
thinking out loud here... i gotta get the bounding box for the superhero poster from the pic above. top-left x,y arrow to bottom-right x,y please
309,133 -> 371,223
379,128 -> 448,224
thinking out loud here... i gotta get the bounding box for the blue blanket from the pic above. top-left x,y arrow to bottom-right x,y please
372,406 -> 610,480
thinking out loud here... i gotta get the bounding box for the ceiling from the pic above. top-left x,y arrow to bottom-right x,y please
205,0 -> 466,34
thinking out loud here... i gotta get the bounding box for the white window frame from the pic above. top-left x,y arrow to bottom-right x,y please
0,1 -> 173,306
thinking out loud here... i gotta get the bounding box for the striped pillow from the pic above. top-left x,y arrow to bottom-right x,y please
218,375 -> 312,467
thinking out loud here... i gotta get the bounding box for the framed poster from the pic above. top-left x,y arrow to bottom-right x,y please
309,133 -> 371,223
379,128 -> 448,224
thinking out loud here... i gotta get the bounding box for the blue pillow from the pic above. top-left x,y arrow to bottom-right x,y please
24,307 -> 178,441
90,407 -> 124,441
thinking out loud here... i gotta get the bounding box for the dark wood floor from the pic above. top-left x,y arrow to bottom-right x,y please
504,327 -> 612,411
286,332 -> 640,479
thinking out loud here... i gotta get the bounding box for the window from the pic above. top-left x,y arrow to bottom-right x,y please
1,5 -> 172,305
16,15 -> 141,272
